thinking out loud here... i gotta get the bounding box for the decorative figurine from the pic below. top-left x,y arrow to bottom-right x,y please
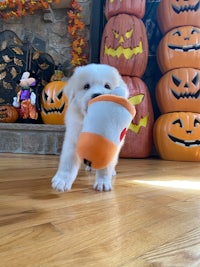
13,72 -> 38,121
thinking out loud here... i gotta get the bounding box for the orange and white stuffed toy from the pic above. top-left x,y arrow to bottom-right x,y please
77,87 -> 136,169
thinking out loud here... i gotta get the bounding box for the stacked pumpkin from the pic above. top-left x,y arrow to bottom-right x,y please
154,0 -> 200,161
100,0 -> 154,158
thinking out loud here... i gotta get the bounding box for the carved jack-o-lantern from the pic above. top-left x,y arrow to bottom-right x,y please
156,68 -> 200,113
40,81 -> 68,125
157,0 -> 200,34
0,105 -> 18,123
120,77 -> 154,158
154,112 -> 200,161
105,0 -> 146,20
157,26 -> 200,73
100,14 -> 148,77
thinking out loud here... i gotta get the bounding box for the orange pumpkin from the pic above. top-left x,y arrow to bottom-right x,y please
120,77 -> 154,158
153,112 -> 200,161
100,14 -> 148,77
0,105 -> 18,123
40,81 -> 68,125
157,26 -> 200,73
105,0 -> 146,20
156,68 -> 200,113
157,0 -> 200,34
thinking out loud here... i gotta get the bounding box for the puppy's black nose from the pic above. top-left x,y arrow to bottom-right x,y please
91,93 -> 102,99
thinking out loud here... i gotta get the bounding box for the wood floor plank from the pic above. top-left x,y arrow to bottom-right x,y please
141,226 -> 200,267
1,154 -> 200,266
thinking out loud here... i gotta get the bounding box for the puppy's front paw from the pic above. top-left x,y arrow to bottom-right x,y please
93,179 -> 112,192
52,173 -> 73,192
112,169 -> 116,176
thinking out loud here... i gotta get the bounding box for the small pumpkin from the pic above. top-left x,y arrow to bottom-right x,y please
50,69 -> 64,82
157,26 -> 200,73
157,0 -> 200,34
100,14 -> 148,77
156,68 -> 200,113
153,112 -> 200,161
40,81 -> 68,125
120,77 -> 154,158
0,105 -> 18,123
105,0 -> 146,20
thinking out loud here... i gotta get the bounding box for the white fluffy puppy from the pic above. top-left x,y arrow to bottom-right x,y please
52,63 -> 129,192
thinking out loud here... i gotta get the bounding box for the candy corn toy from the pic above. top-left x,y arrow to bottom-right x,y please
77,90 -> 136,169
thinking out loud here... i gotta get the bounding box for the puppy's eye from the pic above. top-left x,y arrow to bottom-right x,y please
83,83 -> 90,90
104,83 -> 111,89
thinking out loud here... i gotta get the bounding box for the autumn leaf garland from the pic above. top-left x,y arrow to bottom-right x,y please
0,0 -> 60,19
0,0 -> 88,68
67,0 -> 88,68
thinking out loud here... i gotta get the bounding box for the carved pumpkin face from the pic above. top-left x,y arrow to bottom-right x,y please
40,81 -> 68,125
157,26 -> 200,73
0,105 -> 18,123
100,14 -> 148,77
105,0 -> 146,20
157,0 -> 200,34
156,68 -> 200,113
120,77 -> 154,158
154,112 -> 200,161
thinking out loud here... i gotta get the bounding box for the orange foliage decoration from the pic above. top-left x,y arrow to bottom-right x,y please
0,0 -> 60,19
67,0 -> 88,68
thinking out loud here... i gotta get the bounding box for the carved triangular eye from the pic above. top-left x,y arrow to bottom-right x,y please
172,119 -> 183,128
172,75 -> 181,87
191,28 -> 200,35
57,90 -> 63,100
125,28 -> 134,39
43,92 -> 48,102
192,73 -> 199,86
194,118 -> 200,127
112,30 -> 119,39
172,30 -> 181,36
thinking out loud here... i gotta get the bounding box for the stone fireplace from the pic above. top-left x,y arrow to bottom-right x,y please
0,0 -> 92,155
0,0 -> 91,78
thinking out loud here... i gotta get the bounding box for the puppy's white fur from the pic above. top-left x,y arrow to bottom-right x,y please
52,63 -> 129,192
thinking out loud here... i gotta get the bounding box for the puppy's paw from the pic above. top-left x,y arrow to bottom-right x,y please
93,179 -> 112,192
52,173 -> 73,192
112,169 -> 116,176
85,165 -> 92,172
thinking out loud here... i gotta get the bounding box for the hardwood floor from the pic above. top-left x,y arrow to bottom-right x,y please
1,153 -> 200,267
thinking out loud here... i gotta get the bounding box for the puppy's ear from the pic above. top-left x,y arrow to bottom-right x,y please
64,66 -> 84,102
111,66 -> 129,99
118,76 -> 129,99
64,67 -> 78,102
64,79 -> 75,103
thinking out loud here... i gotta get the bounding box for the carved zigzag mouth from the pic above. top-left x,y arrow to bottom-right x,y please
172,1 -> 200,14
104,41 -> 143,59
41,103 -> 65,114
168,134 -> 200,147
171,89 -> 200,99
168,43 -> 200,52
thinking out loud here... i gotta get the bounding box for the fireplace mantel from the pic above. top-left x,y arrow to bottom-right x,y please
51,0 -> 71,9
0,123 -> 65,155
